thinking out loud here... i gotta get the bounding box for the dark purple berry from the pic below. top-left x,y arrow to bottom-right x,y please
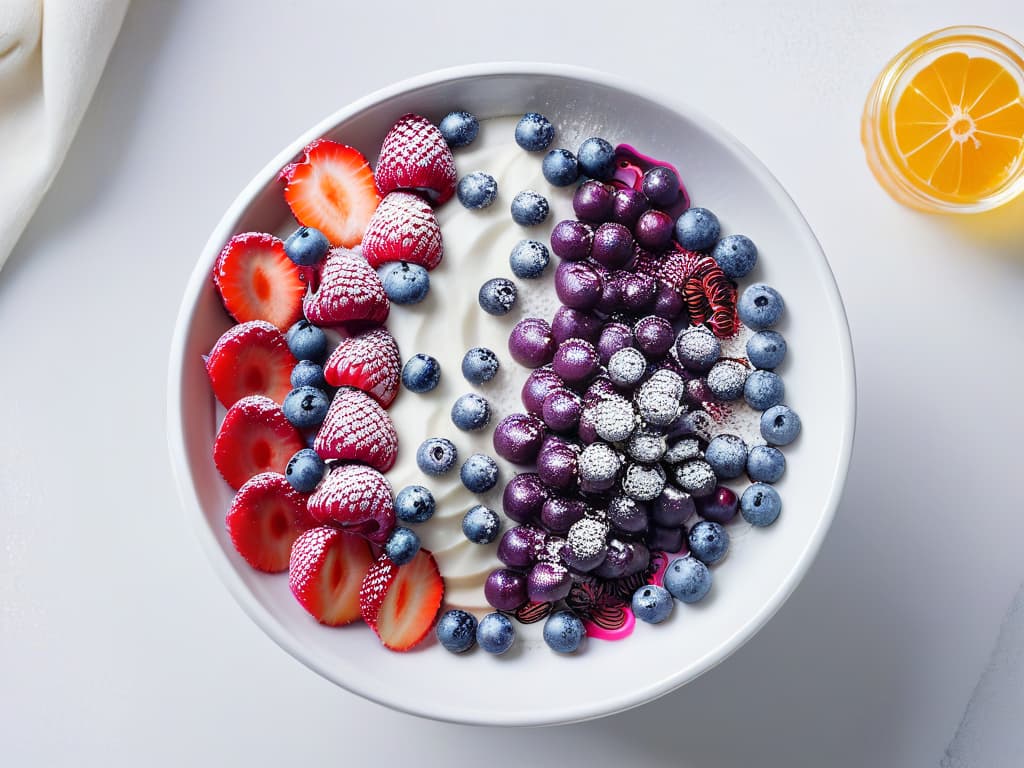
646,525 -> 686,553
551,306 -> 602,345
595,271 -> 624,314
653,283 -> 686,320
527,561 -> 573,603
536,442 -> 579,491
597,322 -> 635,365
618,272 -> 657,312
497,525 -> 547,568
641,166 -> 681,208
485,568 -> 529,611
698,486 -> 739,524
540,497 -> 588,534
502,473 -> 549,524
509,317 -> 555,368
578,406 -> 599,444
594,538 -> 649,579
554,261 -> 603,311
633,315 -> 675,357
591,223 -> 635,269
493,413 -> 545,464
584,376 -> 618,405
611,187 -> 649,227
634,209 -> 674,251
652,484 -> 696,527
542,388 -> 583,433
572,180 -> 615,223
684,377 -> 716,408
607,495 -> 650,536
521,366 -> 564,414
552,338 -> 600,384
550,220 -> 594,261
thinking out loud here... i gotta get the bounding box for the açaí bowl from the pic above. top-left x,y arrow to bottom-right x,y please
167,63 -> 856,726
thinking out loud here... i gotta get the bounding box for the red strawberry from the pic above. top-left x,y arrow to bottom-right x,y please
375,114 -> 457,206
361,191 -> 443,270
213,233 -> 305,330
289,526 -> 375,625
226,472 -> 313,573
280,139 -> 381,248
205,320 -> 296,407
359,549 -> 444,651
323,327 -> 401,408
313,388 -> 398,471
307,464 -> 395,544
303,248 -> 389,328
214,395 -> 305,490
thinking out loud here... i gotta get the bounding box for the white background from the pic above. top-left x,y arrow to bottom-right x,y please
2,1 -> 1022,765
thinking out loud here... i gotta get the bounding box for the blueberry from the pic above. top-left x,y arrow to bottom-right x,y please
514,112 -> 555,151
395,485 -> 436,524
478,278 -> 518,316
542,148 -> 579,187
439,110 -> 479,148
462,504 -> 501,544
284,448 -> 326,492
511,190 -> 550,226
688,520 -> 729,564
436,609 -> 478,653
385,526 -> 421,565
705,434 -> 748,480
476,612 -> 515,654
402,354 -> 441,393
738,283 -> 785,330
746,445 -> 786,483
744,370 -> 785,410
674,207 -> 721,252
377,261 -> 430,304
416,437 -> 457,476
663,556 -> 712,603
712,234 -> 758,278
461,347 -> 500,385
740,483 -> 782,526
509,239 -> 551,279
451,393 -> 491,431
760,404 -> 801,446
631,584 -> 674,624
543,610 -> 585,653
461,453 -> 500,493
457,171 -> 499,209
283,226 -> 330,267
282,386 -> 330,430
746,330 -> 787,370
290,360 -> 326,389
577,137 -> 616,181
286,320 -> 328,364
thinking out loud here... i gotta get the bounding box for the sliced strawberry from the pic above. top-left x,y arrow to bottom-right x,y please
280,139 -> 381,248
214,395 -> 305,490
204,320 -> 296,407
213,233 -> 305,330
359,549 -> 444,651
313,388 -> 398,471
289,526 -> 375,625
302,248 -> 389,328
361,191 -> 443,270
375,114 -> 457,206
226,472 -> 313,573
323,327 -> 401,408
307,464 -> 395,544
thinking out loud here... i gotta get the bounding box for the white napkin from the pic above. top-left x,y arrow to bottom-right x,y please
0,0 -> 129,268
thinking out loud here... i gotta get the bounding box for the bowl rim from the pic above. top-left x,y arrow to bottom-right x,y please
167,61 -> 857,726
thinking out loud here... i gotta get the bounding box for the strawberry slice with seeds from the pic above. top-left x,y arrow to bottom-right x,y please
323,327 -> 401,408
359,549 -> 444,651
213,233 -> 305,330
289,526 -> 375,625
226,472 -> 313,573
303,248 -> 389,328
281,139 -> 381,248
375,114 -> 457,206
314,388 -> 398,471
361,191 -> 444,270
214,395 -> 305,490
205,320 -> 297,407
307,464 -> 395,544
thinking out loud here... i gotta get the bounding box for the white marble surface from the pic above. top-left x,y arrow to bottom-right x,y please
2,1 -> 1022,764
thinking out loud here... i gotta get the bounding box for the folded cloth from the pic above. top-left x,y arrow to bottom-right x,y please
0,0 -> 128,269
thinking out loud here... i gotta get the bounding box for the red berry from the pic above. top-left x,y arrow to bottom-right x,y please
226,472 -> 313,573
214,395 -> 305,490
323,327 -> 401,408
303,248 -> 389,328
205,320 -> 296,407
374,114 -> 457,205
359,549 -> 445,652
314,388 -> 398,472
213,233 -> 305,331
289,526 -> 375,625
361,191 -> 444,270
307,464 -> 395,545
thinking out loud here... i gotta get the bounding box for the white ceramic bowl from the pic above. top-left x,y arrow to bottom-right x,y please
167,63 -> 855,726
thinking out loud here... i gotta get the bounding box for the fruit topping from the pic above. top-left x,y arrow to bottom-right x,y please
205,320 -> 297,407
226,472 -> 313,573
213,233 -> 305,330
359,549 -> 444,652
289,526 -> 375,625
323,326 -> 401,408
214,395 -> 305,490
375,114 -> 457,205
313,387 -> 398,471
302,248 -> 389,328
307,463 -> 395,544
361,191 -> 443,270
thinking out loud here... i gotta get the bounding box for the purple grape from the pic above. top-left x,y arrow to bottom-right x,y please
641,166 -> 681,208
564,517 -> 610,572
485,568 -> 529,611
521,366 -> 564,414
550,220 -> 594,262
594,271 -> 624,314
618,272 -> 657,313
527,561 -> 573,603
611,187 -> 649,228
502,473 -> 549,524
634,209 -> 674,251
698,485 -> 739,524
584,376 -> 618,404
551,306 -> 602,345
597,322 -> 635,365
591,223 -> 635,269
633,315 -> 675,357
551,338 -> 600,384
540,496 -> 588,533
624,541 -> 651,576
561,541 -> 607,572
572,180 -> 615,224
578,406 -> 599,444
653,283 -> 685,320
497,525 -> 547,568
684,377 -> 716,408
539,432 -> 575,456
493,413 -> 545,464
542,388 -> 583,433
652,484 -> 696,527
646,525 -> 686,553
607,495 -> 650,536
594,538 -> 640,579
554,261 -> 603,310
536,442 -> 579,491
509,317 -> 555,368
